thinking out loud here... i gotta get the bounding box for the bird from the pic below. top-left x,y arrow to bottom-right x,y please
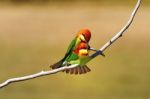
50,28 -> 92,74
64,42 -> 92,74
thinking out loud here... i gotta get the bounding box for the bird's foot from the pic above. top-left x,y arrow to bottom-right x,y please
89,47 -> 105,57
89,47 -> 98,51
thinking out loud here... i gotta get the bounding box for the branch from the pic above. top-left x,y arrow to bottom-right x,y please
0,64 -> 78,88
90,0 -> 141,59
0,0 -> 141,89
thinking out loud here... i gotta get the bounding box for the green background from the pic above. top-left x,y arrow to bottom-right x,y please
0,0 -> 150,99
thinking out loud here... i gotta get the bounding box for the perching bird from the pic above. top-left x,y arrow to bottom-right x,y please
50,28 -> 92,74
64,42 -> 92,74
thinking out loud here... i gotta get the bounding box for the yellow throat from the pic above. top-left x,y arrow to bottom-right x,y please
79,49 -> 88,56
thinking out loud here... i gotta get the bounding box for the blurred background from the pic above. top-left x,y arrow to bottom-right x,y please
0,0 -> 150,99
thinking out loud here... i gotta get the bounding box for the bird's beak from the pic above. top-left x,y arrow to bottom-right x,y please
80,35 -> 86,42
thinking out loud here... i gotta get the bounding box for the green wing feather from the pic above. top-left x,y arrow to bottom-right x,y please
62,37 -> 77,61
50,37 -> 77,69
65,53 -> 79,62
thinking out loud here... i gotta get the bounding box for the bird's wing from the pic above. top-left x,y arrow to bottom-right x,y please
62,37 -> 77,61
65,65 -> 91,74
65,53 -> 79,62
50,37 -> 77,69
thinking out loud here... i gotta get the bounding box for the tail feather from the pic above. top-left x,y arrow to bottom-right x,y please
68,68 -> 78,74
66,69 -> 70,74
70,68 -> 75,74
51,60 -> 91,75
75,67 -> 80,75
64,65 -> 91,75
80,65 -> 91,74
74,68 -> 78,75
80,66 -> 86,74
50,60 -> 63,69
83,65 -> 91,72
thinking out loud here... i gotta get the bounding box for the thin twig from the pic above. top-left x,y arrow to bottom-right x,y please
0,0 -> 141,89
0,64 -> 78,88
90,0 -> 141,59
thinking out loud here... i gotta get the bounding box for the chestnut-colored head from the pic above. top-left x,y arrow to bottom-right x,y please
77,28 -> 91,42
74,42 -> 89,56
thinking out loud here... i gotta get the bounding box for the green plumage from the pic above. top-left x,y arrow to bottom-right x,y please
51,37 -> 81,68
50,36 -> 92,74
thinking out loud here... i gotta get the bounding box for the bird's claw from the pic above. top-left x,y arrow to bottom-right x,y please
89,47 -> 105,57
89,47 -> 98,51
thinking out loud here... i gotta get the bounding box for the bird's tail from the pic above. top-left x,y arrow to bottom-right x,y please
64,65 -> 91,75
50,59 -> 64,69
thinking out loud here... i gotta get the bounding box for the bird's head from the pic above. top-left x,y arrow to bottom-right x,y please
77,28 -> 91,42
74,42 -> 89,56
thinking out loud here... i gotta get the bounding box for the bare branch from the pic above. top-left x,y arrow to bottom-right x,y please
90,0 -> 141,59
0,64 -> 78,88
0,0 -> 141,89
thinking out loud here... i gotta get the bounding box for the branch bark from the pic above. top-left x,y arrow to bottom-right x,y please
90,0 -> 141,59
0,0 -> 141,89
0,64 -> 78,88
